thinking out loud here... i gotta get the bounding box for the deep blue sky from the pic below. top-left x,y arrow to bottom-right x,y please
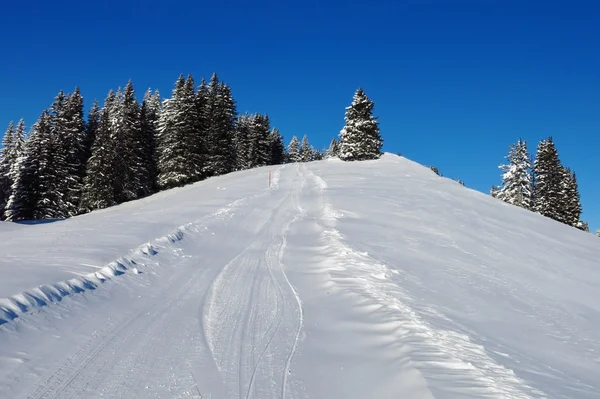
1,0 -> 598,230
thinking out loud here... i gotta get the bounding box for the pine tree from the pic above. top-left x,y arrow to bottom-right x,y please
84,100 -> 101,166
300,135 -> 312,162
6,110 -> 65,221
79,91 -> 118,212
327,138 -> 340,158
157,75 -> 203,189
596,230 -> 600,238
234,112 -> 252,170
0,122 -> 17,219
313,148 -> 324,161
288,136 -> 301,163
138,89 -> 160,195
54,87 -> 87,217
562,168 -> 581,227
338,88 -> 383,161
533,137 -> 564,222
490,186 -> 500,198
496,139 -> 532,209
268,128 -> 286,165
204,73 -> 236,177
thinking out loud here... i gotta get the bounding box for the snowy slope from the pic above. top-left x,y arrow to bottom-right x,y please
0,154 -> 599,399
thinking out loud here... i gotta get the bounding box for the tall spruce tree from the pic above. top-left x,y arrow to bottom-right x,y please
327,138 -> 340,158
268,128 -> 286,165
533,137 -> 565,223
80,91 -> 118,212
6,110 -> 65,221
204,73 -> 236,177
138,89 -> 160,195
338,88 -> 382,161
300,135 -> 312,162
288,136 -> 301,162
562,167 -> 581,227
496,139 -> 532,209
234,112 -> 252,170
84,100 -> 101,166
157,75 -> 203,188
0,122 -> 17,218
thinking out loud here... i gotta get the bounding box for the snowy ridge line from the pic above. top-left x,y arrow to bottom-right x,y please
304,168 -> 547,399
0,179 -> 279,327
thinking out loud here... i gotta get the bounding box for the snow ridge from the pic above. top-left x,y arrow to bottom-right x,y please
305,168 -> 547,399
0,195 -> 254,327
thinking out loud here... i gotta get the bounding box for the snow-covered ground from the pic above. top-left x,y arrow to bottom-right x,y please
0,154 -> 598,398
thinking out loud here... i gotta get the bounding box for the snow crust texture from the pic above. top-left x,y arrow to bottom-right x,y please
0,154 -> 599,399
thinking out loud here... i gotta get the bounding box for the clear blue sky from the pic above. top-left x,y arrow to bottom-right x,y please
1,0 -> 598,230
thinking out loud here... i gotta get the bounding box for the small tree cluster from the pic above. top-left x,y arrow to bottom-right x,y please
493,137 -> 583,229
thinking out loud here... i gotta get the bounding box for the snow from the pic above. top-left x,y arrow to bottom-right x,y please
0,154 -> 599,398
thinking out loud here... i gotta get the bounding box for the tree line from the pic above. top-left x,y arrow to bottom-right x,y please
0,73 -> 289,222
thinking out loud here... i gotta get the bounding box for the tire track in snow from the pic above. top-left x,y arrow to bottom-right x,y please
203,164 -> 305,399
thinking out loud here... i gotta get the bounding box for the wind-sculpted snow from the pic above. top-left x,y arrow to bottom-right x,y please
0,155 -> 598,398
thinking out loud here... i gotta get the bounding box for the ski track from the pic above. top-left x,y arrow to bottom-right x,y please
202,164 -> 305,399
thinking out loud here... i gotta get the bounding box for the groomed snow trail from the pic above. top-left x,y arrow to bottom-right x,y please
0,164 -> 304,399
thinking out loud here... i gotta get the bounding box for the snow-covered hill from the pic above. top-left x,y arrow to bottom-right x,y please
0,154 -> 598,399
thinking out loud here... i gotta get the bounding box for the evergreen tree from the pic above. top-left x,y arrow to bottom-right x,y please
300,135 -> 312,162
288,136 -> 301,162
84,100 -> 101,165
80,91 -> 118,212
496,139 -> 532,209
596,230 -> 600,238
157,75 -> 203,188
204,73 -> 236,177
313,147 -> 324,161
562,168 -> 582,227
138,89 -> 160,195
0,122 -> 17,218
234,112 -> 252,170
327,138 -> 340,158
338,88 -> 382,161
54,87 -> 87,217
268,128 -> 286,165
249,114 -> 271,167
533,137 -> 565,223
6,111 -> 64,221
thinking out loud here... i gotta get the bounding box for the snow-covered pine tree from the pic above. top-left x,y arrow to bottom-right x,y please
79,91 -> 118,212
288,136 -> 301,163
204,73 -> 236,177
533,137 -> 564,223
562,168 -> 581,227
596,230 -> 600,238
84,100 -> 101,164
247,114 -> 271,168
138,89 -> 160,196
496,139 -> 532,209
326,138 -> 339,158
6,110 -> 65,221
300,135 -> 312,162
268,128 -> 286,165
0,122 -> 16,218
312,148 -> 324,161
53,87 -> 87,217
234,112 -> 252,170
338,88 -> 382,161
157,75 -> 203,189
